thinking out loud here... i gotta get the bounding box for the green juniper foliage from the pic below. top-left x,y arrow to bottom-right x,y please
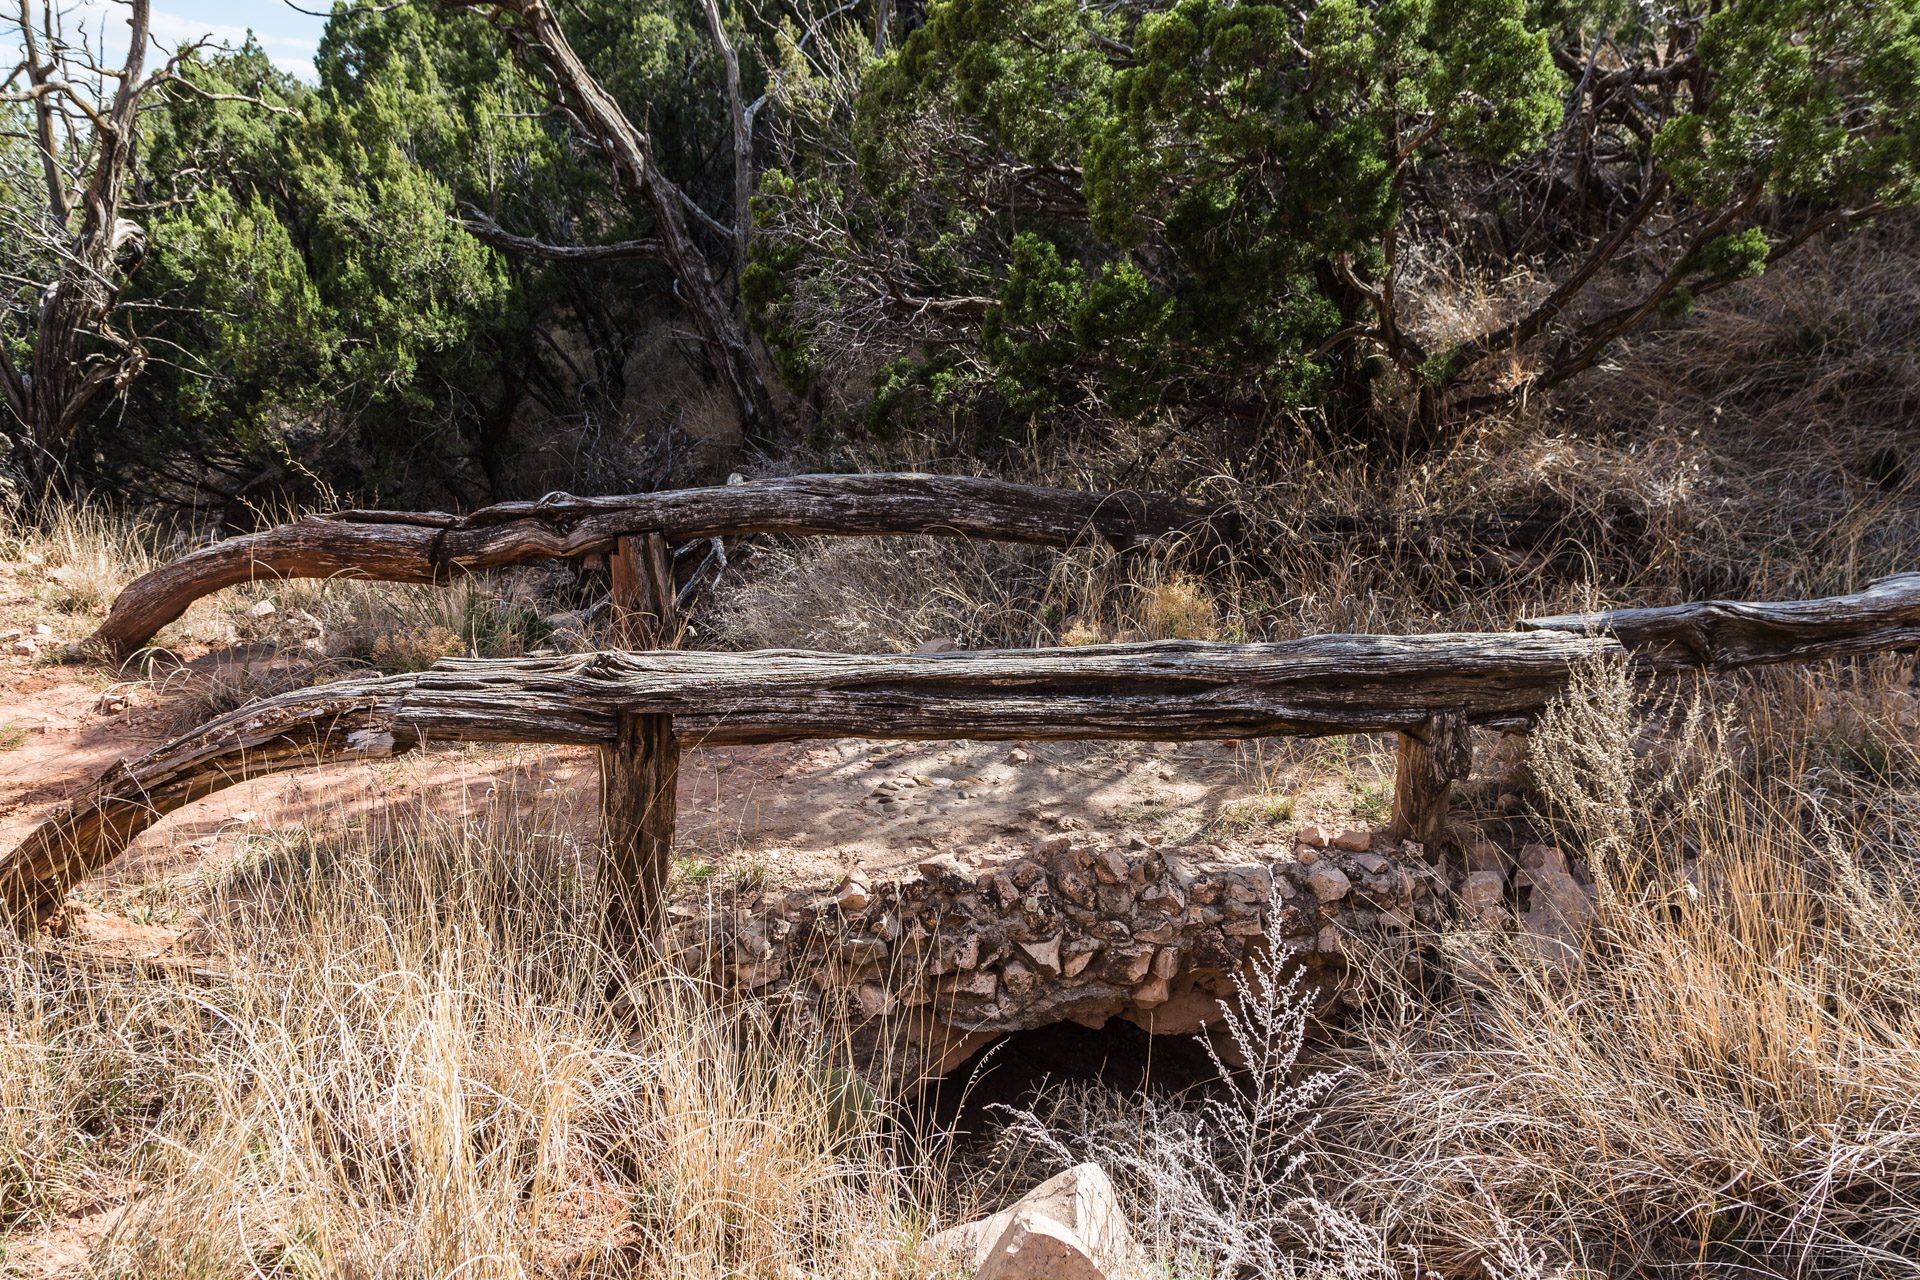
751,0 -> 1920,446
2,0 -> 1914,504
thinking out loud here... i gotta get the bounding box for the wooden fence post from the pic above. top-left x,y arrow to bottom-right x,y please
602,532 -> 679,946
1387,709 -> 1471,852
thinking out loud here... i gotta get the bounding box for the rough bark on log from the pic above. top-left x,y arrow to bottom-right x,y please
1387,710 -> 1473,851
609,533 -> 678,649
4,632 -> 1617,921
0,673 -> 421,926
405,632 -> 1616,744
86,471 -> 1626,663
604,532 -> 679,943
1522,572 -> 1920,669
86,474 -> 1233,659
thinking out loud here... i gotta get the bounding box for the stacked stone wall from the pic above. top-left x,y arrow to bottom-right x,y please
668,826 -> 1454,1081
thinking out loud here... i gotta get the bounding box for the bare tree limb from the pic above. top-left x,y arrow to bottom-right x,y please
697,0 -> 751,285
441,0 -> 781,449
459,203 -> 666,263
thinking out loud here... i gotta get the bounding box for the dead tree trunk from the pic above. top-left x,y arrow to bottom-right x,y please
1387,709 -> 1472,851
4,0 -> 153,501
697,0 -> 752,289
602,532 -> 679,944
452,0 -> 780,450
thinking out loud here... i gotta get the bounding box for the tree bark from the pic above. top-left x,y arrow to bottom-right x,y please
1311,259 -> 1378,442
9,0 -> 153,502
1387,709 -> 1471,851
609,532 -> 678,648
599,708 -> 678,946
696,0 -> 752,286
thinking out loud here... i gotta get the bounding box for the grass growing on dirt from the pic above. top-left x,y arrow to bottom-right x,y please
0,804 -> 961,1278
3,215 -> 1920,1278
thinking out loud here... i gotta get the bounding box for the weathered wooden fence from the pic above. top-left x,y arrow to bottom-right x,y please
8,571 -> 1917,932
66,470 -> 1627,940
86,473 -> 1246,936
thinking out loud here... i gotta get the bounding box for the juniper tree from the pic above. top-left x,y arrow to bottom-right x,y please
750,0 -> 1920,447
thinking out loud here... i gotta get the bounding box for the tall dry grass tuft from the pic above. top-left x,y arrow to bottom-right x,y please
1315,657 -> 1920,1278
0,500 -> 160,634
986,907 -> 1405,1280
708,534 -> 1245,653
0,799 -> 950,1277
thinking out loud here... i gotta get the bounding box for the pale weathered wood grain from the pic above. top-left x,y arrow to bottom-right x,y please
1522,572 -> 1920,667
87,475 -> 1232,658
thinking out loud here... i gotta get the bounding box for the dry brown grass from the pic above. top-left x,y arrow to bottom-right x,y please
1308,655 -> 1920,1278
1,792 -> 960,1278
0,506 -> 581,734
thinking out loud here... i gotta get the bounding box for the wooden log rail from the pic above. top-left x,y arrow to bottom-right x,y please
84,473 -> 1626,663
86,474 -> 1237,661
83,470 -> 1626,936
8,570 -> 1916,931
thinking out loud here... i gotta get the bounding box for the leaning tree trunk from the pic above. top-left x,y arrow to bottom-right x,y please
467,0 -> 781,450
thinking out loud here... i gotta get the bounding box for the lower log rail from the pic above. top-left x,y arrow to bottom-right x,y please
11,571 -> 1918,933
3,631 -> 1609,927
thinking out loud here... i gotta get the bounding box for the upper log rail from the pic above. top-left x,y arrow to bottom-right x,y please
87,474 -> 1232,659
85,473 -> 1626,661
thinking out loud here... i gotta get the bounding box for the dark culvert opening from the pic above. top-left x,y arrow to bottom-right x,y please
902,1017 -> 1231,1151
